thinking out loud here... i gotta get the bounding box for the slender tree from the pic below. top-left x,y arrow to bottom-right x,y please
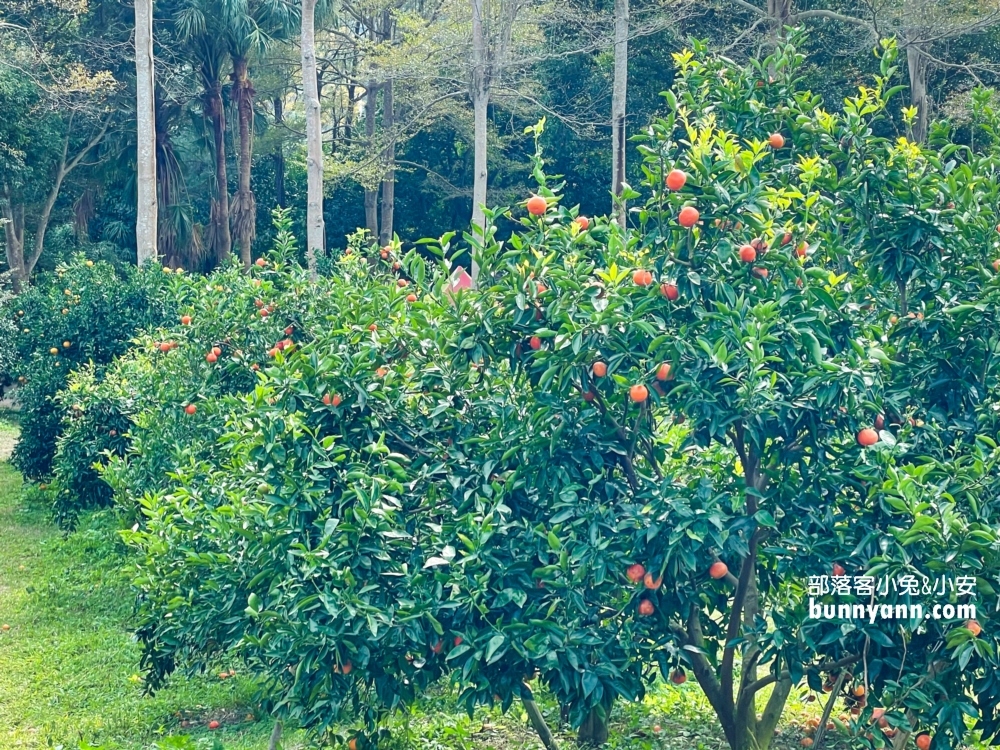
610,0 -> 628,227
135,0 -> 158,265
302,0 -> 324,273
469,0 -> 488,254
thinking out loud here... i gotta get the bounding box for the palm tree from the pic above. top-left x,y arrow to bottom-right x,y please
224,0 -> 298,268
175,0 -> 233,266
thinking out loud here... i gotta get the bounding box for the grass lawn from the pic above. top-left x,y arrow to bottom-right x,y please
0,414 -> 840,750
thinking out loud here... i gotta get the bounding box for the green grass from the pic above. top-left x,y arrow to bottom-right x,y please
0,417 -> 845,750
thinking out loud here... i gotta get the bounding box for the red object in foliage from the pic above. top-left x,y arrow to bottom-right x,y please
447,268 -> 474,294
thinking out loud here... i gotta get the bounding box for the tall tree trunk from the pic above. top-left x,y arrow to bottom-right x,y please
379,76 -> 395,245
364,79 -> 379,240
301,0 -> 324,275
469,0 -> 488,280
906,42 -> 930,143
231,55 -> 256,269
273,96 -> 285,208
767,0 -> 793,46
610,0 -> 628,228
2,189 -> 25,293
134,0 -> 158,265
207,81 -> 232,266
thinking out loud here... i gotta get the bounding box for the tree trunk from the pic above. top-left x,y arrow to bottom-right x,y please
906,42 -> 930,143
207,81 -> 232,265
469,0 -> 489,281
301,0 -> 324,276
578,707 -> 610,746
2,190 -> 25,292
231,55 -> 256,269
610,0 -> 628,228
134,0 -> 158,266
364,79 -> 379,240
522,691 -> 559,750
379,76 -> 395,245
767,0 -> 793,45
273,96 -> 285,208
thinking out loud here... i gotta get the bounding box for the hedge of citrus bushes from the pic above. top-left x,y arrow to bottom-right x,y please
8,38 -> 1000,750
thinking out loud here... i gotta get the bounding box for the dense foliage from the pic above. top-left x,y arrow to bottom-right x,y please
3,258 -> 171,482
8,32 -> 1000,750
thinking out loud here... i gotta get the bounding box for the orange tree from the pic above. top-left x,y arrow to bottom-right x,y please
121,230 -> 651,747
445,38 -> 1000,750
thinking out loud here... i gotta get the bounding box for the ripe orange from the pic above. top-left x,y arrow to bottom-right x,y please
739,245 -> 756,263
431,640 -> 443,654
454,636 -> 463,646
656,363 -> 671,381
915,734 -> 931,750
653,724 -> 662,733
406,293 -> 417,303
853,685 -> 865,697
536,283 -> 547,295
582,391 -> 596,402
349,739 -> 358,750
1,624 -> 9,631
857,428 -> 879,447
206,351 -> 218,363
159,342 -> 172,352
753,267 -> 768,279
967,619 -> 982,636
185,404 -> 197,415
643,572 -> 662,590
678,206 -> 700,228
208,720 -> 220,730
796,242 -> 808,258
575,216 -> 590,230
874,414 -> 885,430
626,563 -> 646,583
397,278 -> 408,288
800,738 -> 813,748
661,283 -> 678,300
181,315 -> 191,325
993,259 -> 1000,272
666,169 -> 687,191
709,561 -> 729,579
629,384 -> 648,403
323,394 -> 332,405
529,336 -> 542,350
342,660 -> 353,675
769,133 -> 785,149
332,395 -> 342,407
255,258 -> 267,267
638,599 -> 654,616
259,308 -> 269,317
526,195 -> 547,215
369,323 -> 377,331
832,563 -> 846,576
670,668 -> 686,684
49,347 -> 59,355
781,232 -> 793,246
592,361 -> 607,378
632,269 -> 653,287
376,367 -> 388,377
